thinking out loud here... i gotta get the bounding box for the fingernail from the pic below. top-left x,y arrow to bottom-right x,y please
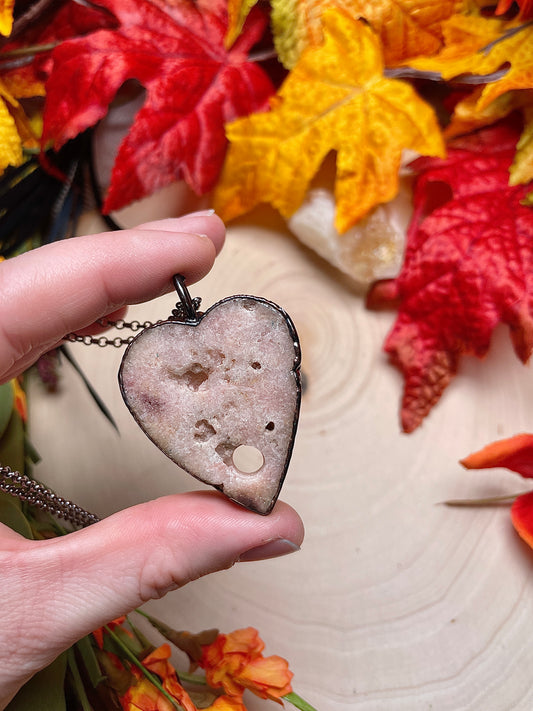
187,209 -> 215,217
237,538 -> 301,562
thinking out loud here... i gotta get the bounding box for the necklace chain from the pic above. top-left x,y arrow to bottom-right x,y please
0,282 -> 203,528
0,464 -> 100,528
65,318 -> 155,347
65,297 -> 202,347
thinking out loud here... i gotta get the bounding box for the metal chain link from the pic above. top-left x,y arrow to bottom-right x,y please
0,464 -> 100,528
65,318 -> 154,347
17,283 -> 204,526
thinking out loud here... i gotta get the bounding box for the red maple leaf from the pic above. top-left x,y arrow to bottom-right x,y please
1,1 -> 116,94
367,119 -> 533,432
41,0 -> 274,212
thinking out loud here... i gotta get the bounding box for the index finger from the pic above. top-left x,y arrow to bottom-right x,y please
0,214 -> 225,382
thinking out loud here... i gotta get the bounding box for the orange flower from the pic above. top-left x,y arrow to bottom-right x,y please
238,654 -> 293,701
200,628 -> 293,703
11,378 -> 27,422
120,645 -> 197,711
202,696 -> 247,711
121,677 -> 176,711
93,615 -> 128,649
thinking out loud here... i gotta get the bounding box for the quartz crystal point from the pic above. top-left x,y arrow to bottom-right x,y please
119,296 -> 301,514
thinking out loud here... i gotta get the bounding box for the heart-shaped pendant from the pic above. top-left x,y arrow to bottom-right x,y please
119,276 -> 301,514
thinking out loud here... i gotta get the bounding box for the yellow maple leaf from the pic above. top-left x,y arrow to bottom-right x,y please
214,9 -> 444,233
271,0 -> 459,69
444,87 -> 531,139
0,82 -> 24,172
0,0 -> 14,37
510,106 -> 533,186
405,13 -> 504,73
406,14 -> 533,111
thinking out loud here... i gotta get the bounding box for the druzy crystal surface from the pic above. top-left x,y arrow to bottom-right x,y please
119,297 -> 301,514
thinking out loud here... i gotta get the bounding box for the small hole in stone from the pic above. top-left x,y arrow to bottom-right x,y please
251,361 -> 261,370
265,421 -> 275,431
232,445 -> 264,474
168,363 -> 209,390
194,419 -> 216,441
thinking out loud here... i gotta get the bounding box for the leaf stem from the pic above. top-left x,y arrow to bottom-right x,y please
104,626 -> 185,711
0,42 -> 57,58
479,19 -> 533,55
248,49 -> 278,63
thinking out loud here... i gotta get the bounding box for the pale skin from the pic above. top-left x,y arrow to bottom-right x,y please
0,212 -> 304,708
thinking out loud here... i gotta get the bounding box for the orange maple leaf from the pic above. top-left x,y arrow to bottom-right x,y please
444,88 -> 529,140
215,9 -> 444,233
406,14 -> 533,111
227,0 -> 458,68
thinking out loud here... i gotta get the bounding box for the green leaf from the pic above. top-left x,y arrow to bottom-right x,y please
75,636 -> 106,689
0,411 -> 25,477
0,382 -> 14,439
59,346 -> 118,431
67,648 -> 94,711
6,652 -> 67,711
0,493 -> 32,537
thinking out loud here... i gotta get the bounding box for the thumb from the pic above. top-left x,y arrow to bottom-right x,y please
1,491 -> 303,704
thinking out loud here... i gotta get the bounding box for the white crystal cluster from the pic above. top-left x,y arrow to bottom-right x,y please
287,183 -> 412,286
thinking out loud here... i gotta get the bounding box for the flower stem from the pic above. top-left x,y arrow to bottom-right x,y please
67,648 -> 94,711
283,691 -> 319,711
443,491 -> 532,506
104,626 -> 185,711
175,670 -> 208,685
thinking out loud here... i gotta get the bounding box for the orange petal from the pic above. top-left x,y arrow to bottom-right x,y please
460,434 -> 533,479
204,696 -> 247,711
142,644 -> 173,679
222,628 -> 264,656
238,655 -> 293,700
511,492 -> 533,548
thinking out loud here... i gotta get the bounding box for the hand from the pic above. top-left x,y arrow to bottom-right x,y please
0,214 -> 304,708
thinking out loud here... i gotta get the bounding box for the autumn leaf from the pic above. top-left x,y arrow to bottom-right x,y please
276,0 -> 459,68
0,83 -> 26,171
461,434 -> 533,477
496,0 -> 533,20
510,106 -> 533,185
226,0 -> 259,47
461,434 -> 533,549
444,88 -> 523,140
444,87 -> 533,188
41,0 -> 274,213
0,0 -> 14,37
0,0 -> 117,99
405,14 -> 533,112
215,9 -> 444,233
367,120 -> 533,432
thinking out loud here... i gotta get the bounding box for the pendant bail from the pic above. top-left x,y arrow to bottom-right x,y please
172,274 -> 200,323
